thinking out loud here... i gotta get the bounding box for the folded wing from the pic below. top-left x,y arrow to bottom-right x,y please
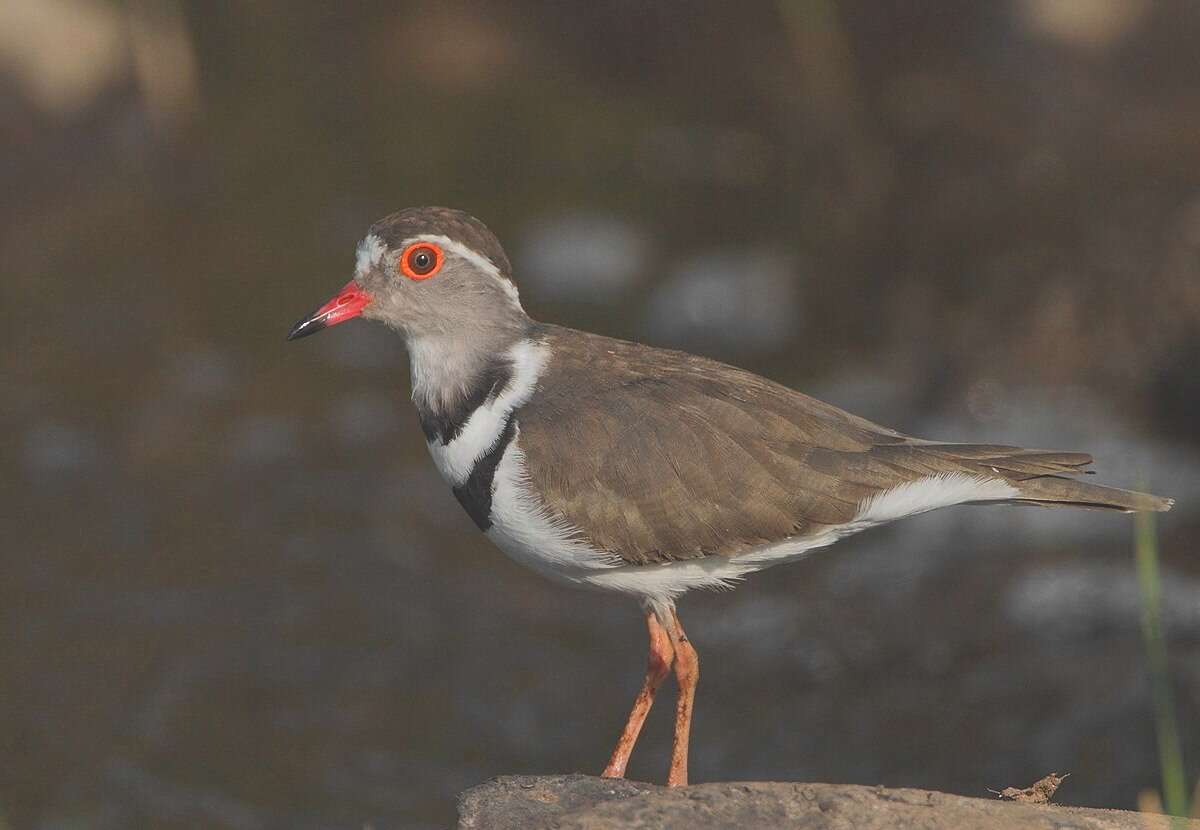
516,326 -> 1171,565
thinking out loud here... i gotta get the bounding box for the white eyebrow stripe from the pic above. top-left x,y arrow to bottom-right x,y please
355,233 -> 387,275
405,234 -> 522,307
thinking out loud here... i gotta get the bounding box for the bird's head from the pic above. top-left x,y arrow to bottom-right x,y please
287,207 -> 525,343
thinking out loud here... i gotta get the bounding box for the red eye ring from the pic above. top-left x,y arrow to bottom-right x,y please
399,242 -> 444,280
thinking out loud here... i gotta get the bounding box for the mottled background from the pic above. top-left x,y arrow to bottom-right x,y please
3,1 -> 1200,827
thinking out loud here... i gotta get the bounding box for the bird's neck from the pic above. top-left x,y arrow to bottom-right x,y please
406,321 -> 535,442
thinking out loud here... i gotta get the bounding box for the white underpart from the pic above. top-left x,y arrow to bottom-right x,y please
425,339 -> 547,486
410,234 -> 523,307
355,233 -> 387,276
485,470 -> 1020,608
487,434 -> 625,576
851,473 -> 1019,525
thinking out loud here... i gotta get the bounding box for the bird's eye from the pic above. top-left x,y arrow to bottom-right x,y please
399,242 -> 444,280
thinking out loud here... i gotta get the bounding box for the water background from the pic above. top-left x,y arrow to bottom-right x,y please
3,2 -> 1199,827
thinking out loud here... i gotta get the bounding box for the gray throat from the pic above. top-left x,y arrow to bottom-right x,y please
406,322 -> 532,445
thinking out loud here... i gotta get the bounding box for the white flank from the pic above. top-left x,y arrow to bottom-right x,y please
355,233 -> 387,276
426,339 -> 547,487
851,472 -> 1019,526
719,472 -> 1020,574
486,434 -> 624,577
413,234 -> 522,307
497,472 -> 1022,606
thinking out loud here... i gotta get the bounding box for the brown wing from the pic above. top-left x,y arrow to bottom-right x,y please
514,325 -> 1145,565
514,326 -> 900,564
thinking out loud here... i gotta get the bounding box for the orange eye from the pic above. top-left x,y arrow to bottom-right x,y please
399,242 -> 444,280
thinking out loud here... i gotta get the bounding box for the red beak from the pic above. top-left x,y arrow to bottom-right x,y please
286,280 -> 372,341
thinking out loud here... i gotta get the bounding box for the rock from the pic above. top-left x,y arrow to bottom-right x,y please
457,774 -> 1198,830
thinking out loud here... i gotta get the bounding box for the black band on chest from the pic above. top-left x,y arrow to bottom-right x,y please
417,359 -> 514,445
453,417 -> 517,530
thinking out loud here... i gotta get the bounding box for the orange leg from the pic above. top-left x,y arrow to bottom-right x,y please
601,610 -> 675,779
666,610 -> 699,787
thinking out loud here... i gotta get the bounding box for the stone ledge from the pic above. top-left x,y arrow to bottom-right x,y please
457,774 -> 1198,830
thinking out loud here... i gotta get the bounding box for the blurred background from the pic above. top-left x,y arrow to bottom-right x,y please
3,0 -> 1200,827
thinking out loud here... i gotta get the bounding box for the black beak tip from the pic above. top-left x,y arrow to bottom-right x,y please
286,315 -> 325,342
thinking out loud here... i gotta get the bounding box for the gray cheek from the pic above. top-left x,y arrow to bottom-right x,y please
360,267 -> 393,293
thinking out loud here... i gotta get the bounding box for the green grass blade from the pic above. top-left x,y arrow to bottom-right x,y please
1134,510 -> 1188,817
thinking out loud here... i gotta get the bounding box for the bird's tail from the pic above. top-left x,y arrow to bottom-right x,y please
921,444 -> 1174,513
1008,474 -> 1173,512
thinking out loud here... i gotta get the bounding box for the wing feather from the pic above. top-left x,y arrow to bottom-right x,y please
513,325 -> 1126,564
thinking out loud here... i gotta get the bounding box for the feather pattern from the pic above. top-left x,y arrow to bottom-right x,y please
513,324 -> 1172,566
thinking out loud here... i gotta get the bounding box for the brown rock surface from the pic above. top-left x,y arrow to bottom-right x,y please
457,775 -> 1198,830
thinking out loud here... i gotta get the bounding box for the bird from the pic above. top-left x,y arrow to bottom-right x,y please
287,206 -> 1173,787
